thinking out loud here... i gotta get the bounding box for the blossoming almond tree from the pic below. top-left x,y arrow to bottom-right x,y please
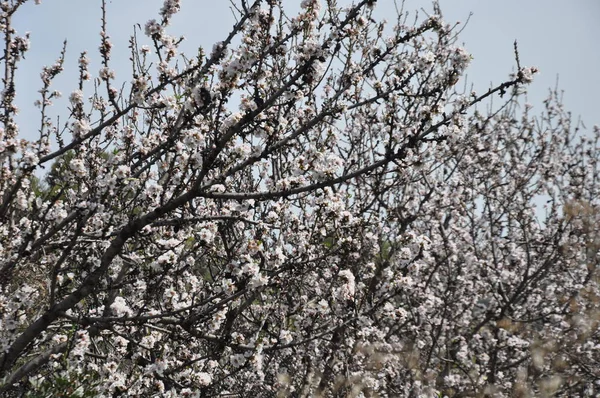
1,0 -> 599,396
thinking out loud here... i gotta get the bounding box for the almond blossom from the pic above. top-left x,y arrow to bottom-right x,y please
0,0 -> 598,397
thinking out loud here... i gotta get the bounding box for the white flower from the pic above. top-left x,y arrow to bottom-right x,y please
266,211 -> 279,223
248,273 -> 269,289
279,329 -> 293,344
210,184 -> 226,193
152,359 -> 167,376
336,269 -> 356,300
145,19 -> 163,37
72,119 -> 91,138
110,296 -> 132,317
157,250 -> 176,265
230,354 -> 246,368
421,51 -> 435,64
104,362 -> 119,374
220,112 -> 243,132
451,47 -> 472,69
519,66 -> 538,83
29,375 -> 45,389
198,228 -> 214,243
160,0 -> 181,20
69,90 -> 84,105
316,298 -> 329,314
22,151 -> 38,166
69,158 -> 87,177
52,334 -> 68,344
99,67 -> 115,80
114,165 -> 130,179
242,261 -> 259,276
220,278 -> 237,294
197,372 -> 212,386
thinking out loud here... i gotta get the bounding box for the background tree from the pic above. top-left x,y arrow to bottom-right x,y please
0,0 -> 599,396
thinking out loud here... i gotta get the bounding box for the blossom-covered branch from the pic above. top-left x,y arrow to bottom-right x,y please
1,0 -> 598,396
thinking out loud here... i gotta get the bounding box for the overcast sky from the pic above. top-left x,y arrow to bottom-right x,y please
14,0 -> 600,140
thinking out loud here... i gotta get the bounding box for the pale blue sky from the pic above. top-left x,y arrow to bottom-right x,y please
14,0 -> 600,140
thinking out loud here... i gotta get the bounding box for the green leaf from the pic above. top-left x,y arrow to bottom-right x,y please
322,236 -> 336,249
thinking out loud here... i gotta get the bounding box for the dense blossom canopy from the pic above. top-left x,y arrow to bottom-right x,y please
0,0 -> 599,396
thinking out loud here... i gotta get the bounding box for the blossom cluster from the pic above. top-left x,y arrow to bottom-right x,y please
0,0 -> 598,397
